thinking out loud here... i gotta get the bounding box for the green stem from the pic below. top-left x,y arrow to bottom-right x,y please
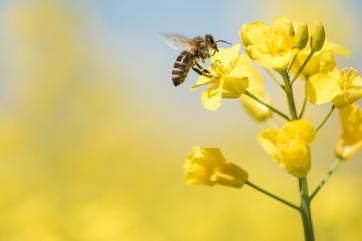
316,105 -> 335,132
287,50 -> 300,74
299,178 -> 315,241
245,180 -> 300,211
280,70 -> 298,120
244,90 -> 291,121
299,98 -> 308,118
292,51 -> 314,85
310,158 -> 341,200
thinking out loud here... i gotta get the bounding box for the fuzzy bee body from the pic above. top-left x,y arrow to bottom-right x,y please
172,50 -> 194,86
162,33 -> 230,86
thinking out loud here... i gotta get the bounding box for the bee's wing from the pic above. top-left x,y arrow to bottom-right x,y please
161,33 -> 193,50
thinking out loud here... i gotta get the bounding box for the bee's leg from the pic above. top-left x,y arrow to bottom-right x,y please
192,66 -> 213,78
194,61 -> 213,77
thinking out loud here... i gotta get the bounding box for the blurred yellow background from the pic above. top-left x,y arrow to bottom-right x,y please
0,0 -> 361,240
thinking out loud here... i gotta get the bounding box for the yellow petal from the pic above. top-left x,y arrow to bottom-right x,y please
352,75 -> 362,87
279,140 -> 311,177
291,41 -> 349,79
246,45 -> 296,71
305,70 -> 343,105
240,21 -> 271,52
272,16 -> 295,36
221,76 -> 248,98
324,41 -> 350,57
258,120 -> 314,177
258,128 -> 281,163
200,80 -> 224,111
238,55 -> 272,121
319,51 -> 336,73
336,104 -> 362,160
184,147 -> 248,188
281,119 -> 316,143
211,44 -> 241,66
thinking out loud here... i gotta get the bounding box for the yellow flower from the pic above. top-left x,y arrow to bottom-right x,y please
258,120 -> 315,177
291,41 -> 350,79
336,104 -> 362,161
192,44 -> 249,111
305,65 -> 362,108
238,55 -> 272,121
240,16 -> 298,71
184,147 -> 248,188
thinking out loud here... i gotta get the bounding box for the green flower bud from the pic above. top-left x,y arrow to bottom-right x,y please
310,20 -> 325,52
294,22 -> 308,49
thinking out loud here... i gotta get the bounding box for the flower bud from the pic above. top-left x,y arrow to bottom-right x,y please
310,20 -> 325,52
294,22 -> 308,49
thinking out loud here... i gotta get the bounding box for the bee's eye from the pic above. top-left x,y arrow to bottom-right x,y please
206,35 -> 215,45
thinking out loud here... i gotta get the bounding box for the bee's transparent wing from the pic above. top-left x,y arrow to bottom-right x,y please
161,33 -> 193,50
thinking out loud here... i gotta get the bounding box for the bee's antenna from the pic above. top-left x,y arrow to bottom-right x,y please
216,40 -> 232,45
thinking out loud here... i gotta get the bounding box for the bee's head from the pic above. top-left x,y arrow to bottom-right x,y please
205,34 -> 218,52
205,34 -> 232,56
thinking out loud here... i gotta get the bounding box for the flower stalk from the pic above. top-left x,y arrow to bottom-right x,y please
281,70 -> 298,119
316,105 -> 336,132
299,178 -> 315,241
310,158 -> 341,200
244,90 -> 291,121
292,51 -> 314,84
245,180 -> 300,211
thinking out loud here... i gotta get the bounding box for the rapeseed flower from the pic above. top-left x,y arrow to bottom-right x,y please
291,42 -> 349,79
306,65 -> 362,108
192,44 -> 249,111
258,120 -> 315,177
240,16 -> 298,71
336,104 -> 362,160
184,147 -> 248,188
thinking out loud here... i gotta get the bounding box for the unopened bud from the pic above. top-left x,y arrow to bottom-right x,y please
294,22 -> 308,49
310,20 -> 325,52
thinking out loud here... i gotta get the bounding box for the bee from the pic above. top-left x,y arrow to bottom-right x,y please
162,33 -> 231,86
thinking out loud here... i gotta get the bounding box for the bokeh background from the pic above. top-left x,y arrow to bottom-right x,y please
0,0 -> 361,240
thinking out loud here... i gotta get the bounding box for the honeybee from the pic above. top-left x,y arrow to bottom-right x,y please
162,33 -> 231,86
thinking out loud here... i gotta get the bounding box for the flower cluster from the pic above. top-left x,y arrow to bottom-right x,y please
170,16 -> 362,241
179,17 -> 361,185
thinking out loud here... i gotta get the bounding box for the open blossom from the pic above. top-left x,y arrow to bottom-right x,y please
305,61 -> 362,108
240,16 -> 298,71
336,104 -> 362,161
184,147 -> 248,188
191,44 -> 249,111
291,42 -> 350,79
238,55 -> 272,121
258,120 -> 315,177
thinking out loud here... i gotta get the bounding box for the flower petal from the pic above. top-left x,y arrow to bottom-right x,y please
211,44 -> 241,67
305,70 -> 343,105
240,21 -> 271,52
246,46 -> 296,71
200,80 -> 224,111
336,104 -> 362,160
237,55 -> 272,121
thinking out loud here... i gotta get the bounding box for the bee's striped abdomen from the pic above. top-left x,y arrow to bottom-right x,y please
172,50 -> 194,86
